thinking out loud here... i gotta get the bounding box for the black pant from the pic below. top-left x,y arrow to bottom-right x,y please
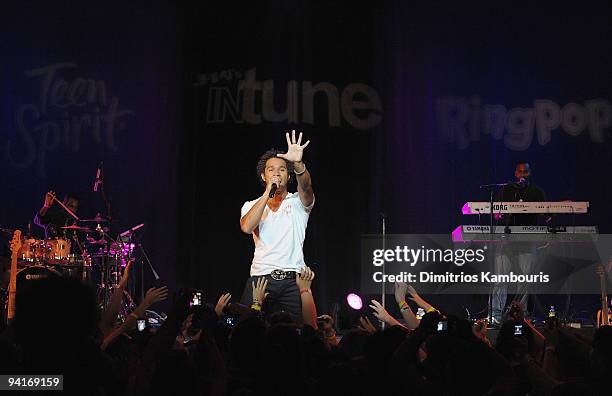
240,275 -> 302,322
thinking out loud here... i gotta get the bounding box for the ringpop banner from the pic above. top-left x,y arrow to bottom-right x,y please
361,234 -> 612,295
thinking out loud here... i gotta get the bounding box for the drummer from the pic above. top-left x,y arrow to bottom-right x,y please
34,191 -> 79,239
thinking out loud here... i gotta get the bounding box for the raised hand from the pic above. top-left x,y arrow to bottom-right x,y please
473,319 -> 491,347
504,300 -> 525,323
357,316 -> 377,334
277,130 -> 310,163
215,293 -> 231,317
118,259 -> 135,289
406,284 -> 431,310
143,286 -> 168,307
44,191 -> 56,208
369,299 -> 395,325
252,277 -> 269,305
394,281 -> 408,304
296,265 -> 315,290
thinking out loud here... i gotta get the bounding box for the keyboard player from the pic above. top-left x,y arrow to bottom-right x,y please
496,161 -> 547,226
492,161 -> 547,323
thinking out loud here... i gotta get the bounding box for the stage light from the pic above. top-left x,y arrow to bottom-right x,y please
346,293 -> 363,310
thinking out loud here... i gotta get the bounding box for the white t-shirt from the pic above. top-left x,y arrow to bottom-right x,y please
240,192 -> 314,276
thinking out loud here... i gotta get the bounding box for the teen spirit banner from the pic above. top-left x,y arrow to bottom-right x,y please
4,62 -> 134,177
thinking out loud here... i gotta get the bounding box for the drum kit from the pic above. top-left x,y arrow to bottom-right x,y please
1,163 -> 165,327
11,213 -> 143,321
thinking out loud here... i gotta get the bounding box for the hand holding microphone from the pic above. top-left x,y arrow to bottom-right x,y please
267,176 -> 280,198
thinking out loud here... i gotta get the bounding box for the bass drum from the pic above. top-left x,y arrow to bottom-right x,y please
16,265 -> 61,290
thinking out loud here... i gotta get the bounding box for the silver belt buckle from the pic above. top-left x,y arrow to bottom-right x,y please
270,270 -> 285,281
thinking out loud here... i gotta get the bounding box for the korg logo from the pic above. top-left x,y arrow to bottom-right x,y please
493,204 -> 508,211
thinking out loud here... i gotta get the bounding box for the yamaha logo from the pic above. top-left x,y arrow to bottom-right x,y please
466,226 -> 488,232
25,274 -> 48,280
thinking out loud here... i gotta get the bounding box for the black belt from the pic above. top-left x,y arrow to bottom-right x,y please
268,270 -> 297,281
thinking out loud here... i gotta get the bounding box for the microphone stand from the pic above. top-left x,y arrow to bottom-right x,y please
479,182 -> 512,234
123,229 -> 160,301
94,163 -> 116,309
479,181 -> 511,325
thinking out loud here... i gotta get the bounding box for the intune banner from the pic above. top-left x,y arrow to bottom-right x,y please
194,68 -> 382,130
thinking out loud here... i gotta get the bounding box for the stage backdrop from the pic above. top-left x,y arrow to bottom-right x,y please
182,3 -> 612,316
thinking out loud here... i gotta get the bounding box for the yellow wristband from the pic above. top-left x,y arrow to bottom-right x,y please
398,301 -> 409,310
426,307 -> 437,313
250,303 -> 262,311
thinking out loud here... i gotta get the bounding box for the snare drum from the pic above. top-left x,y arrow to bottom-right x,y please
45,238 -> 71,261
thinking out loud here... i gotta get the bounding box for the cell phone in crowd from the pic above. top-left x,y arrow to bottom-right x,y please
224,316 -> 236,327
437,321 -> 448,331
137,319 -> 146,332
416,307 -> 425,320
191,291 -> 202,307
514,324 -> 523,336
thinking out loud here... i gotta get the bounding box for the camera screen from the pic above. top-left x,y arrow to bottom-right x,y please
514,324 -> 523,335
437,321 -> 447,331
191,292 -> 202,307
137,319 -> 146,332
225,316 -> 236,327
416,308 -> 425,320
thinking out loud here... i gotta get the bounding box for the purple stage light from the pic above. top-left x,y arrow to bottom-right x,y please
346,293 -> 363,310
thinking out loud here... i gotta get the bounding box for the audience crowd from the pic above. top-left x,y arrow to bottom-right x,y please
1,263 -> 611,396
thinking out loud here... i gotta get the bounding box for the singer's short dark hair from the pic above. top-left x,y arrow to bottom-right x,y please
256,149 -> 294,186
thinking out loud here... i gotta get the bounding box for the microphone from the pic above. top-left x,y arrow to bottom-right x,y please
93,162 -> 103,192
516,177 -> 528,188
269,183 -> 278,198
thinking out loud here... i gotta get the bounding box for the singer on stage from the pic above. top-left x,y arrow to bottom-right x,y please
239,130 -> 314,320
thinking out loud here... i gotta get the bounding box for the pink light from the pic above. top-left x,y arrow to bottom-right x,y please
346,293 -> 363,310
462,202 -> 472,215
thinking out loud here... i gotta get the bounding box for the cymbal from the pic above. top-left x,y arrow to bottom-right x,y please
61,225 -> 92,232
